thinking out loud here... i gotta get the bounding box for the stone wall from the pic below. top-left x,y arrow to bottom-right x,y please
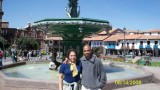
0,71 -> 58,90
0,61 -> 59,90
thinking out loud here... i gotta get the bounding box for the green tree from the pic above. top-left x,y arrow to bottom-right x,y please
16,37 -> 40,50
92,46 -> 104,58
0,36 -> 9,50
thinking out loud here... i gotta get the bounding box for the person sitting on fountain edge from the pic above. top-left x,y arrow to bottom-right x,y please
49,49 -> 61,70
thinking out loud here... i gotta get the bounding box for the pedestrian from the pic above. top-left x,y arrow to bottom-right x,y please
59,49 -> 82,90
28,50 -> 32,61
0,50 -> 3,67
11,45 -> 18,62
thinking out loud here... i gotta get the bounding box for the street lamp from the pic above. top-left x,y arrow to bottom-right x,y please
123,27 -> 126,62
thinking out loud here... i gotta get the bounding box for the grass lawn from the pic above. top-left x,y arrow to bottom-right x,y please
150,62 -> 160,67
129,60 -> 160,67
103,57 -> 160,67
111,59 -> 160,67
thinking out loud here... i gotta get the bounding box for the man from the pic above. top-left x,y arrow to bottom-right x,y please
63,45 -> 106,90
80,45 -> 106,90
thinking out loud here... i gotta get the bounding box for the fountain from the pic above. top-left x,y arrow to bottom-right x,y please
0,0 -> 153,90
32,0 -> 111,58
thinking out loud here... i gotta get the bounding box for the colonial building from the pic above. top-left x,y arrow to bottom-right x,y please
1,22 -> 45,50
16,23 -> 45,50
44,33 -> 63,52
84,28 -> 160,57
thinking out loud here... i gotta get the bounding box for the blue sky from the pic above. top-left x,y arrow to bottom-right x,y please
2,0 -> 160,31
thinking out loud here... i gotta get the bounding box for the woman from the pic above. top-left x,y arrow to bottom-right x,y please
59,49 -> 82,90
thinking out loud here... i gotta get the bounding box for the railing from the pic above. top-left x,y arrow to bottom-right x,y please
145,45 -> 151,49
107,45 -> 115,49
154,45 -> 158,49
139,45 -> 143,49
131,45 -> 134,49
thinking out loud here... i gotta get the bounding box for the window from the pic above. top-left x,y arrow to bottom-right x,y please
147,41 -> 150,45
140,41 -> 143,45
122,43 -> 124,46
54,41 -> 58,44
117,43 -> 119,46
155,41 -> 158,45
105,42 -> 107,45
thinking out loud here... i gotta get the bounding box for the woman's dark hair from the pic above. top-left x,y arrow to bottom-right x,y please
66,49 -> 78,59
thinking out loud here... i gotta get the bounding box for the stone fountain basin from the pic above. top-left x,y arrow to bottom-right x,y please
0,61 -> 153,90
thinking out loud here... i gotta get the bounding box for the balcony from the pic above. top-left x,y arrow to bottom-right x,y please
145,45 -> 151,49
131,45 -> 134,49
107,45 -> 115,49
121,46 -> 125,49
154,45 -> 158,49
139,45 -> 143,49
126,45 -> 130,49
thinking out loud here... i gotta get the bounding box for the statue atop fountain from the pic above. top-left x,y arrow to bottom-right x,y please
65,0 -> 80,18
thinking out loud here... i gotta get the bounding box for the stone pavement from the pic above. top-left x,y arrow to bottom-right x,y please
114,66 -> 160,90
114,83 -> 160,90
143,66 -> 160,81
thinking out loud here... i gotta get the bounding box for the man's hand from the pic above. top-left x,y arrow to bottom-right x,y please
63,58 -> 69,64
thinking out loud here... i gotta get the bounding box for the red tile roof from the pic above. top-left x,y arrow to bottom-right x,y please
119,34 -> 143,40
104,34 -> 124,41
146,29 -> 160,33
98,28 -> 118,35
139,35 -> 160,40
109,28 -> 119,33
98,30 -> 107,35
83,35 -> 108,41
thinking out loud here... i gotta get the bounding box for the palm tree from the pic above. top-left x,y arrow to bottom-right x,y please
92,46 -> 104,58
